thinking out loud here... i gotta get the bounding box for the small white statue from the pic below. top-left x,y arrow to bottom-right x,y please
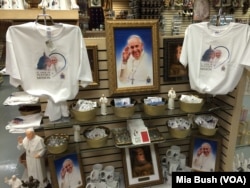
168,88 -> 176,110
99,94 -> 108,115
12,0 -> 25,9
59,0 -> 79,10
73,125 -> 81,142
1,0 -> 12,9
4,175 -> 22,188
38,0 -> 79,10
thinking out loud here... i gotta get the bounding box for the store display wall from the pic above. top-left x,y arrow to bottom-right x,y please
1,0 -> 250,187
38,36 -> 247,176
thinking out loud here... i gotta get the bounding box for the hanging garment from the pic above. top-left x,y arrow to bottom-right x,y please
6,22 -> 93,120
180,22 -> 250,95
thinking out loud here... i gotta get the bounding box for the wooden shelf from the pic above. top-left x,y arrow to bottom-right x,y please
0,9 -> 79,20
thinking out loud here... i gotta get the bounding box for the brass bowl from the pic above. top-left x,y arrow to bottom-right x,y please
70,103 -> 97,121
26,0 -> 42,8
141,97 -> 167,116
111,98 -> 137,118
45,133 -> 69,154
83,126 -> 110,148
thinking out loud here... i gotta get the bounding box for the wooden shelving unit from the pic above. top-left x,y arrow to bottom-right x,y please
0,9 -> 79,25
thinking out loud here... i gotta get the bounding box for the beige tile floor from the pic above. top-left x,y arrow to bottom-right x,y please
0,75 -> 25,188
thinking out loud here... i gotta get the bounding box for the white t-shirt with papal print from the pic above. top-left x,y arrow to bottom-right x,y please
180,22 -> 250,95
6,22 -> 93,103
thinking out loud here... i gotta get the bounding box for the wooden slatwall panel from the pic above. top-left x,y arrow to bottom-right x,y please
112,0 -> 129,15
40,36 -> 247,179
38,1 -> 250,185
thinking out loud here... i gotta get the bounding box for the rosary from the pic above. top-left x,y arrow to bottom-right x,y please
129,60 -> 141,85
27,140 -> 32,153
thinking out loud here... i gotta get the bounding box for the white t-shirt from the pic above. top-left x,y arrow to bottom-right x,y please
6,22 -> 93,103
180,22 -> 250,95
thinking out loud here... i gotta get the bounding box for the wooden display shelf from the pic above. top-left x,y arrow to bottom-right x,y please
0,9 -> 79,20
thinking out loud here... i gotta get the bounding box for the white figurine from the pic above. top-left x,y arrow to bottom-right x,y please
39,0 -> 79,10
48,0 -> 60,9
99,94 -> 108,115
168,88 -> 176,110
12,0 -> 25,9
73,125 -> 81,142
1,0 -> 12,9
17,128 -> 47,188
59,0 -> 79,10
4,175 -> 22,188
38,0 -> 49,9
70,0 -> 79,9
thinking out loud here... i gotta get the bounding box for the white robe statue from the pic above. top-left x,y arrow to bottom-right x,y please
168,88 -> 176,110
17,128 -> 47,188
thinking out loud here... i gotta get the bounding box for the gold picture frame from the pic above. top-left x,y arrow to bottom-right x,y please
105,19 -> 160,96
86,44 -> 99,87
189,135 -> 221,172
48,152 -> 85,188
122,144 -> 163,188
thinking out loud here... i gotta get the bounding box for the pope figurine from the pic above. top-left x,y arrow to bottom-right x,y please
99,94 -> 108,115
168,88 -> 176,110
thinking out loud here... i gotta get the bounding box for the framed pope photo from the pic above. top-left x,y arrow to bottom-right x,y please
163,37 -> 188,83
89,0 -> 102,7
48,152 -> 85,188
189,135 -> 221,172
122,144 -> 163,188
105,19 -> 160,96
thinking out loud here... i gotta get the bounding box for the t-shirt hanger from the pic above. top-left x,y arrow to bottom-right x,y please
35,7 -> 62,27
209,7 -> 234,26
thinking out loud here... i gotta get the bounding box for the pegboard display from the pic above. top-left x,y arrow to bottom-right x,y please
128,0 -> 164,19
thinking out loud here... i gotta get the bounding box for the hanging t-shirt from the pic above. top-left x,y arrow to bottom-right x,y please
5,22 -> 93,103
180,22 -> 250,95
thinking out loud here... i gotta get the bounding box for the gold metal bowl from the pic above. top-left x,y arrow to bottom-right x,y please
83,126 -> 110,148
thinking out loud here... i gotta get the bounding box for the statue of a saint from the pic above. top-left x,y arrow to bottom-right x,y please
168,88 -> 176,110
99,94 -> 108,115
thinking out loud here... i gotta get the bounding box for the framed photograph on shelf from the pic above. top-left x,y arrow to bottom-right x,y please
189,135 -> 221,172
48,152 -> 85,188
122,144 -> 163,188
86,44 -> 99,87
163,37 -> 188,83
105,19 -> 160,96
89,0 -> 102,7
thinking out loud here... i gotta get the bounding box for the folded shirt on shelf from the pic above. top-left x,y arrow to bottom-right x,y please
3,91 -> 39,105
5,113 -> 43,133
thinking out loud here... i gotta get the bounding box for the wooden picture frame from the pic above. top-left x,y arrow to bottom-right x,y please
163,37 -> 188,82
86,45 -> 99,86
189,135 -> 221,172
89,0 -> 102,7
105,19 -> 160,96
48,152 -> 85,188
122,144 -> 163,188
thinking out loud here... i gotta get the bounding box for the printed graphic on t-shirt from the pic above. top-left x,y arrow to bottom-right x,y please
36,52 -> 66,79
200,45 -> 230,71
